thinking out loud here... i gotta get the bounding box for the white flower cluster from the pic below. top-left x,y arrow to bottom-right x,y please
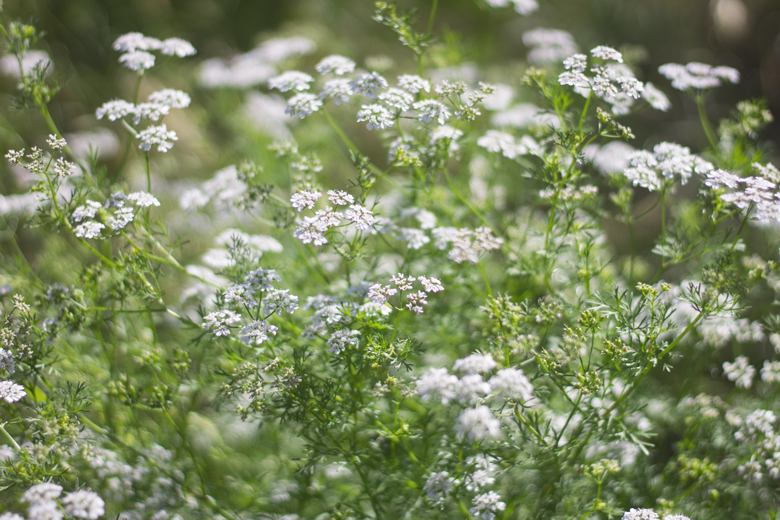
302,295 -> 348,339
659,61 -> 740,91
5,143 -> 76,177
558,46 -> 671,115
485,0 -> 539,16
432,226 -> 504,264
71,191 -> 159,238
367,274 -> 444,314
113,32 -> 195,73
623,142 -> 714,191
469,490 -> 507,520
723,356 -> 756,389
522,28 -> 578,65
203,309 -> 242,337
136,124 -> 178,152
271,63 -> 486,128
705,162 -> 780,223
219,268 -> 297,344
0,379 -> 25,403
18,483 -> 105,520
417,354 -> 533,442
291,189 -> 375,245
477,130 -> 539,159
727,408 -> 780,482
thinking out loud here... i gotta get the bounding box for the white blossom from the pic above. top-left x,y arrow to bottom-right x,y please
413,99 -> 451,125
417,367 -> 459,404
291,190 -> 322,211
74,221 -> 105,239
457,406 -> 501,440
723,356 -> 755,388
263,289 -> 299,314
327,329 -> 360,354
96,99 -> 135,121
405,291 -> 428,314
203,310 -> 242,337
659,62 -> 740,90
642,82 -> 671,111
624,142 -> 713,191
137,124 -> 178,152
61,489 -> 105,520
293,217 -> 329,245
119,50 -> 156,72
72,201 -> 102,222
522,28 -> 578,65
148,89 -> 191,109
453,353 -> 496,374
0,380 -> 25,403
357,104 -> 395,130
761,360 -> 780,384
367,284 -> 397,305
131,102 -> 169,124
591,45 -> 623,62
107,207 -> 134,230
320,78 -> 353,104
417,276 -> 443,293
470,491 -> 506,520
27,501 -> 63,520
397,74 -> 431,94
489,368 -> 534,401
477,130 -> 525,159
350,72 -> 388,99
245,268 -> 282,292
269,71 -> 314,92
159,37 -> 196,57
113,32 -> 161,52
485,0 -> 539,15
345,204 -> 375,230
315,55 -> 355,76
395,228 -> 430,249
379,87 -> 414,112
285,93 -> 323,119
22,483 -> 62,504
622,509 -> 660,520
429,125 -> 463,150
327,190 -> 354,206
455,374 -> 491,403
127,191 -> 160,207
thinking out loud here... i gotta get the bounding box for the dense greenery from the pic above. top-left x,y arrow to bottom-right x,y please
0,1 -> 779,520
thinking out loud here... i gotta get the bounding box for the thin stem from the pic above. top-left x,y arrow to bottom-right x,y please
0,423 -> 21,450
145,152 -> 151,191
425,0 -> 439,39
578,90 -> 593,132
478,261 -> 493,297
695,94 -> 719,152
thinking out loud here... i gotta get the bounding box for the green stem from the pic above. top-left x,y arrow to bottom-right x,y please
425,0 -> 439,39
145,152 -> 151,192
578,90 -> 593,132
0,423 -> 21,450
695,94 -> 719,152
